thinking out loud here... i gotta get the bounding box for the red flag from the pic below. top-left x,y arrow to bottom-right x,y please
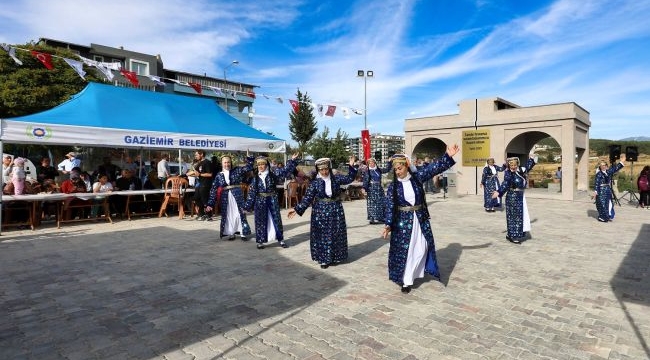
246,91 -> 256,99
289,99 -> 300,113
361,129 -> 371,161
189,82 -> 202,94
30,50 -> 54,70
325,105 -> 336,117
120,69 -> 140,86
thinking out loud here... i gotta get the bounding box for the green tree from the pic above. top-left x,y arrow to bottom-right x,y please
307,126 -> 350,166
0,41 -> 105,118
288,88 -> 317,154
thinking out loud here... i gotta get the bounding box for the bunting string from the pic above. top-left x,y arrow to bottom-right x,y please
1,44 -> 364,119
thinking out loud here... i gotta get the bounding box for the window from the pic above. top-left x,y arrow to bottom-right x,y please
93,55 -> 104,62
130,60 -> 149,76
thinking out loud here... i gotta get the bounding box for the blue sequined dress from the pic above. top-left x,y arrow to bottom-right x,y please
207,156 -> 253,238
594,163 -> 624,221
294,165 -> 357,265
362,165 -> 390,222
496,158 -> 536,240
384,154 -> 456,286
244,159 -> 298,244
481,164 -> 505,210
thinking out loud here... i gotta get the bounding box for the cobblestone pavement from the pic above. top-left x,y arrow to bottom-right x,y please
1,190 -> 649,360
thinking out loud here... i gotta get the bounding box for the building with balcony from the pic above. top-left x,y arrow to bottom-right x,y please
346,133 -> 405,164
38,38 -> 256,126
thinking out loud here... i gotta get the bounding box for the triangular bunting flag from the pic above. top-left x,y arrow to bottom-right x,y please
317,104 -> 324,117
147,75 -> 165,86
325,105 -> 336,117
95,64 -> 114,81
289,99 -> 300,113
352,108 -> 363,115
63,58 -> 86,79
263,94 -> 270,99
207,86 -> 223,96
120,69 -> 140,86
275,97 -> 283,104
229,90 -> 239,102
189,82 -> 202,94
30,50 -> 54,70
1,44 -> 23,65
342,107 -> 350,119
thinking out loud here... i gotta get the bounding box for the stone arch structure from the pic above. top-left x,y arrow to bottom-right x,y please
404,97 -> 591,200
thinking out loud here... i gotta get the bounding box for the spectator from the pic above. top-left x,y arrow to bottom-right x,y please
2,154 -> 14,186
637,165 -> 650,209
36,157 -> 59,184
95,156 -> 121,184
193,150 -> 213,221
157,154 -> 171,189
57,152 -> 81,181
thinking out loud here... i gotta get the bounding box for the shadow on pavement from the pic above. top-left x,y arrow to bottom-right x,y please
0,226 -> 347,359
610,223 -> 650,359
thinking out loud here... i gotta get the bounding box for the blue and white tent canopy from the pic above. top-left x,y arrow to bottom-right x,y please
0,82 -> 285,153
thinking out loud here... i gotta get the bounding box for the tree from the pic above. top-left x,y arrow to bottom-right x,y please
307,126 -> 350,166
288,88 -> 317,154
0,41 -> 105,118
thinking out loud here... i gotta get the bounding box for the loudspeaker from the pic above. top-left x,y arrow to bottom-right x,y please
609,144 -> 621,162
626,146 -> 639,162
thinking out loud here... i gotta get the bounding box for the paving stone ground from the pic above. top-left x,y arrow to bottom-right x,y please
1,190 -> 649,360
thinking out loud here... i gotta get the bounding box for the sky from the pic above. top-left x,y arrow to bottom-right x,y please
2,0 -> 650,144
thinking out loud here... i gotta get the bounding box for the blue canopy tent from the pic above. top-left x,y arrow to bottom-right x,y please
0,82 -> 286,232
0,82 -> 285,152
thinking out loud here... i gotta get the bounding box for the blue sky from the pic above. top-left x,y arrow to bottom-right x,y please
2,0 -> 650,143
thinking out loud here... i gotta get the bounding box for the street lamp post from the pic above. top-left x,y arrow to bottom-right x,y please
357,70 -> 373,129
223,60 -> 239,113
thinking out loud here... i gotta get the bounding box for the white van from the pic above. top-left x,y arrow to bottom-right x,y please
2,153 -> 38,181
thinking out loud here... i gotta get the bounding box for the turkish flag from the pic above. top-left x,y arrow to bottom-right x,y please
289,99 -> 300,113
30,50 -> 54,70
189,82 -> 202,94
361,129 -> 371,161
120,69 -> 140,86
325,105 -> 336,117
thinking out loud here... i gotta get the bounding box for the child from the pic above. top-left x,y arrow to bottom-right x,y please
11,157 -> 26,195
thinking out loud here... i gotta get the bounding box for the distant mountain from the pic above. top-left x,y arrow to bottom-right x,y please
619,136 -> 650,141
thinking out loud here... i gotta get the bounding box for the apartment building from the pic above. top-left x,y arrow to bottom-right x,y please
346,133 -> 405,164
38,38 -> 256,126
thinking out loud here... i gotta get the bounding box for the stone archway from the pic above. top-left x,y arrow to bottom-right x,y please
404,97 -> 590,200
412,138 -> 446,160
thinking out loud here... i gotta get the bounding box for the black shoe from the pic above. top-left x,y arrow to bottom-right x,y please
240,236 -> 248,241
279,241 -> 289,248
506,236 -> 512,241
511,239 -> 521,244
228,235 -> 236,241
197,215 -> 206,221
257,243 -> 265,249
401,286 -> 411,293
320,264 -> 329,269
597,217 -> 607,222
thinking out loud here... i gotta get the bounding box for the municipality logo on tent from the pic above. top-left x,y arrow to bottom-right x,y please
25,126 -> 53,140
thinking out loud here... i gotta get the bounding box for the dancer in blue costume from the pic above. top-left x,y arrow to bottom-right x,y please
381,145 -> 460,293
244,153 -> 300,249
205,153 -> 253,241
592,155 -> 625,222
288,156 -> 358,268
480,158 -> 505,212
492,156 -> 536,244
362,157 -> 391,224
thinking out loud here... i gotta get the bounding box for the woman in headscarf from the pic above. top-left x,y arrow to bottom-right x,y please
362,157 -> 391,224
244,153 -> 300,249
592,155 -> 625,222
288,156 -> 358,268
480,158 -> 505,212
206,153 -> 254,240
491,156 -> 536,243
381,145 -> 460,293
